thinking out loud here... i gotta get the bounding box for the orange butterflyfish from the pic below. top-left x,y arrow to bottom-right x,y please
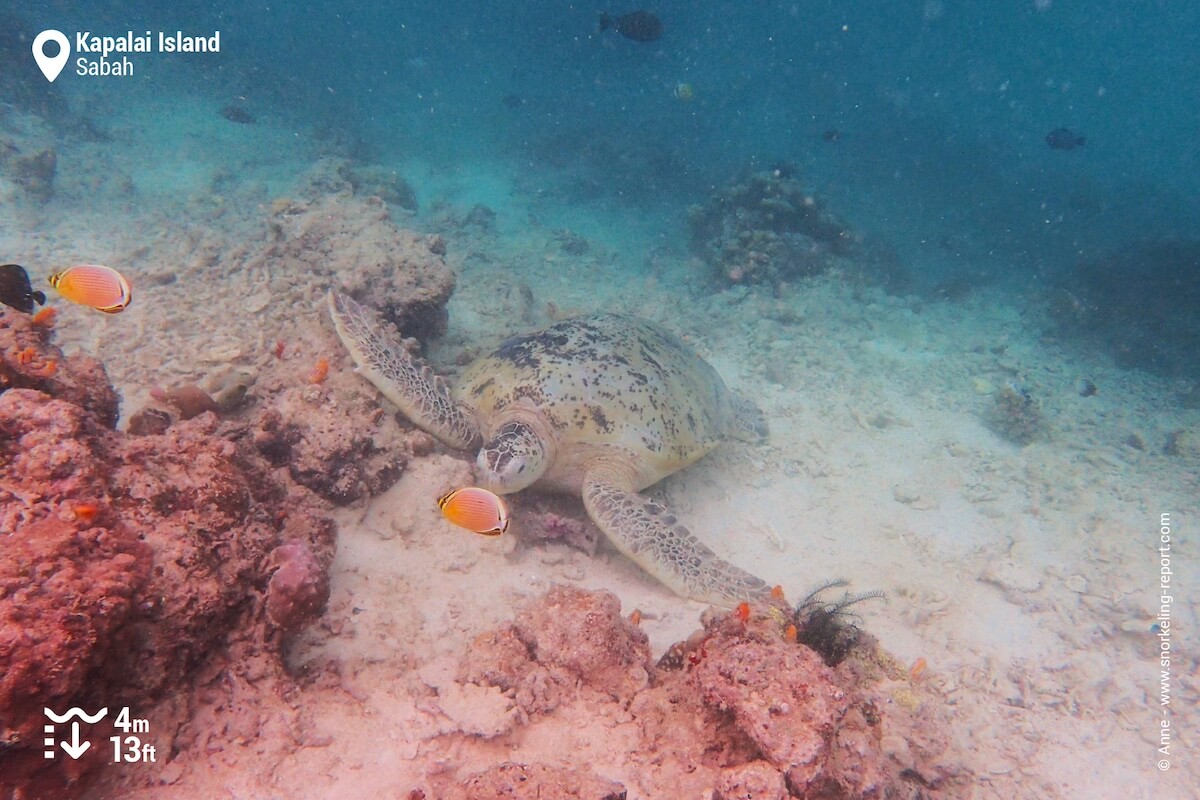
47,264 -> 132,314
437,486 -> 509,536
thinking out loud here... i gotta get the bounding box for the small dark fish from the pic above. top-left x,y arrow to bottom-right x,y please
599,11 -> 663,42
1045,127 -> 1085,150
501,93 -> 525,109
219,104 -> 256,125
821,128 -> 842,143
0,264 -> 47,314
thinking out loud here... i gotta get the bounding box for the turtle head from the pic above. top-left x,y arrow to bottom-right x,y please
477,421 -> 548,494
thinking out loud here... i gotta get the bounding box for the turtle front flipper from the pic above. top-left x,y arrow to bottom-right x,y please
328,291 -> 481,450
582,464 -> 771,607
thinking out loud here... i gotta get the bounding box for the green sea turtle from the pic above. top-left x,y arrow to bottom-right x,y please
328,291 -> 772,606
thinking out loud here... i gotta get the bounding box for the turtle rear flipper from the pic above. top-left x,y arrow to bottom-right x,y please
581,463 -> 771,607
327,291 -> 481,450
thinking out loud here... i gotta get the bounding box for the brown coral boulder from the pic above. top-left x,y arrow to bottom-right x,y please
250,399 -> 407,505
686,169 -> 855,286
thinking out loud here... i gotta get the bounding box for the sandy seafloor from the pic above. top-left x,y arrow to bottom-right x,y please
2,89 -> 1198,799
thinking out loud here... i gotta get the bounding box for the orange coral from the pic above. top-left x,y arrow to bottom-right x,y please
31,307 -> 57,328
71,502 -> 100,524
29,359 -> 57,378
8,347 -> 57,377
307,357 -> 330,384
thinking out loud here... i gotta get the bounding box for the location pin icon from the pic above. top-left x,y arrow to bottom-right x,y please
32,30 -> 70,83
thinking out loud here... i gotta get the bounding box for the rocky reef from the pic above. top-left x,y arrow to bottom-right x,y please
0,308 -> 349,798
250,161 -> 448,339
687,168 -> 856,287
419,585 -> 966,799
1050,239 -> 1200,379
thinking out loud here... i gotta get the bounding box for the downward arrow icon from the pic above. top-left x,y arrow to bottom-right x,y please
60,722 -> 90,759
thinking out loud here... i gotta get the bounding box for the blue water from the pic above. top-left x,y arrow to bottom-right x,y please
7,2 -> 1198,370
239,0 -> 1200,261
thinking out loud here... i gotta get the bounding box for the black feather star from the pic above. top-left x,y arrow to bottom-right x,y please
791,579 -> 884,666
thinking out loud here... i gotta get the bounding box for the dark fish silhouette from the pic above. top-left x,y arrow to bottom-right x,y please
0,264 -> 46,314
1045,127 -> 1086,150
599,11 -> 663,42
219,104 -> 256,125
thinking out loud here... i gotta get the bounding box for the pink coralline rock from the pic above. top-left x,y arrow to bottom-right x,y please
0,515 -> 149,795
714,760 -> 788,800
459,586 -> 650,721
265,540 -> 330,630
0,308 -> 119,427
0,310 -> 337,799
689,634 -> 850,793
458,588 -> 965,800
513,586 -> 651,702
516,494 -> 600,556
459,625 -> 571,719
431,762 -> 627,800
